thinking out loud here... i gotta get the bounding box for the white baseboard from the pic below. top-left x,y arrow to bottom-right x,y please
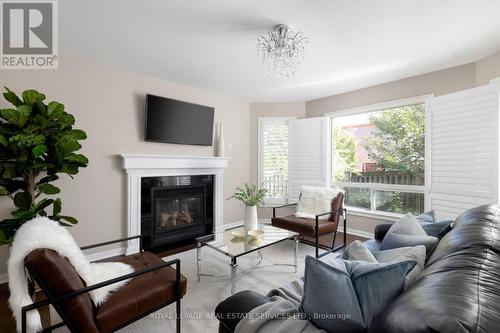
84,246 -> 126,262
337,226 -> 373,239
223,220 -> 244,230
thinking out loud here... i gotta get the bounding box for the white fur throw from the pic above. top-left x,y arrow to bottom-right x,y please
295,186 -> 343,220
8,217 -> 134,333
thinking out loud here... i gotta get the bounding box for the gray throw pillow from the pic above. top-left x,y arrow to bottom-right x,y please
372,245 -> 426,289
380,213 -> 438,253
300,256 -> 415,333
341,240 -> 378,262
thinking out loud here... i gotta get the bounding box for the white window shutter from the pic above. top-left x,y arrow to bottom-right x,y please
288,117 -> 331,202
258,118 -> 293,205
428,84 -> 499,220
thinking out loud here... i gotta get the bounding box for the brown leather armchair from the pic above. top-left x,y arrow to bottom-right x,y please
272,192 -> 347,258
22,236 -> 187,333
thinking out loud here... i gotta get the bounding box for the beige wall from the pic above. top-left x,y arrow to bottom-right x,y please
306,50 -> 500,117
306,63 -> 477,117
0,55 -> 250,276
249,103 -> 305,219
476,50 -> 500,85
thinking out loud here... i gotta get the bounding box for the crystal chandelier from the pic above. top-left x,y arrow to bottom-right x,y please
257,24 -> 309,79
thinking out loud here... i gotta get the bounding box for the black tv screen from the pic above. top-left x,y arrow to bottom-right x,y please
145,94 -> 215,146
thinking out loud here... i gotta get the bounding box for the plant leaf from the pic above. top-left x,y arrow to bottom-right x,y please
35,198 -> 55,212
0,134 -> 7,147
22,90 -> 45,105
17,105 -> 32,117
59,215 -> 78,224
52,198 -> 62,216
3,164 -> 16,179
3,87 -> 23,106
59,137 -> 81,154
11,210 -> 35,220
32,144 -> 47,157
0,108 -> 28,127
37,183 -> 60,194
13,192 -> 32,210
64,154 -> 88,165
0,185 -> 8,195
36,175 -> 59,185
47,101 -> 64,117
60,163 -> 79,175
67,129 -> 87,140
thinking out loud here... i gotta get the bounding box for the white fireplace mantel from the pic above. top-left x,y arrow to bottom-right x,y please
120,154 -> 229,254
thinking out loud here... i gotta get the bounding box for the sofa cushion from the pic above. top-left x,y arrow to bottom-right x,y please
372,245 -> 426,289
428,204 -> 500,266
421,219 -> 453,239
343,241 -> 426,289
342,240 -> 378,262
300,256 -> 415,333
95,251 -> 187,333
380,213 -> 438,253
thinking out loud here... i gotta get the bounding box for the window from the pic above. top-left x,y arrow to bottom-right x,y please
331,101 -> 427,215
258,117 -> 293,204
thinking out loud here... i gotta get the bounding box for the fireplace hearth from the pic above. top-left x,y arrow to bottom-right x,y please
141,175 -> 214,250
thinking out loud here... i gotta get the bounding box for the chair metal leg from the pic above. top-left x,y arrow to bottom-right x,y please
176,298 -> 181,333
315,216 -> 319,258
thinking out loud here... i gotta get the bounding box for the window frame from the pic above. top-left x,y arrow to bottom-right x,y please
257,116 -> 296,205
326,95 -> 433,217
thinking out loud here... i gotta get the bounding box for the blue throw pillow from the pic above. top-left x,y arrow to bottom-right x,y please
422,219 -> 454,239
416,210 -> 436,225
300,256 -> 415,333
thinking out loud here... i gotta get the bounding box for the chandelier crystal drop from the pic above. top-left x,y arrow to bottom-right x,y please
256,24 -> 309,79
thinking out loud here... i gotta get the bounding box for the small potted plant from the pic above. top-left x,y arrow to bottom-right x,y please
229,183 -> 267,232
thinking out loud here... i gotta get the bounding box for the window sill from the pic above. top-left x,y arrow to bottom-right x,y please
346,207 -> 403,222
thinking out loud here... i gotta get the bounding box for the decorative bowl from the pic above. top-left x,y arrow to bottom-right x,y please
247,230 -> 264,239
231,230 -> 246,239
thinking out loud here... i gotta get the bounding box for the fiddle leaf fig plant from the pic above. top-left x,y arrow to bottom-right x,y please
0,87 -> 88,244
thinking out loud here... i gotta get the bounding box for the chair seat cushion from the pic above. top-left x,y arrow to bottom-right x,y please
272,215 -> 338,238
95,251 -> 187,333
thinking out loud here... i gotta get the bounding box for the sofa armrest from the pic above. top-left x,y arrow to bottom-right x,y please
215,290 -> 272,333
373,222 -> 394,241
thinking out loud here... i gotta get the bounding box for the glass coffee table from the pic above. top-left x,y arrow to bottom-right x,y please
196,223 -> 299,295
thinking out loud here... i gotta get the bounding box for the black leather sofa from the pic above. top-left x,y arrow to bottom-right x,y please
215,204 -> 500,333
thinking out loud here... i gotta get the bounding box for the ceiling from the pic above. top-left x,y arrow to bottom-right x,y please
61,0 -> 500,102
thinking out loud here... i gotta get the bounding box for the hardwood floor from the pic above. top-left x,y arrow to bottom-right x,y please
0,232 -> 366,333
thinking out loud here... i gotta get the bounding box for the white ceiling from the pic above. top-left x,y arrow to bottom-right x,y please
61,0 -> 500,102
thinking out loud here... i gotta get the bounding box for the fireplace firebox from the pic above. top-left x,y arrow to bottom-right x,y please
141,175 -> 214,250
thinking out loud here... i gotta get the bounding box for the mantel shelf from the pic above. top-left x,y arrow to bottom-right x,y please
120,154 -> 230,171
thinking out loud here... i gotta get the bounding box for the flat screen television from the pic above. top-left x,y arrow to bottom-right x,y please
145,94 -> 215,146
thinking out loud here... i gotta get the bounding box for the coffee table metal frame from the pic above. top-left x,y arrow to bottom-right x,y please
196,227 -> 299,295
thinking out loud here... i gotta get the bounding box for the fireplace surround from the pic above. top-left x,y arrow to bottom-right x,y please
121,154 -> 229,254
